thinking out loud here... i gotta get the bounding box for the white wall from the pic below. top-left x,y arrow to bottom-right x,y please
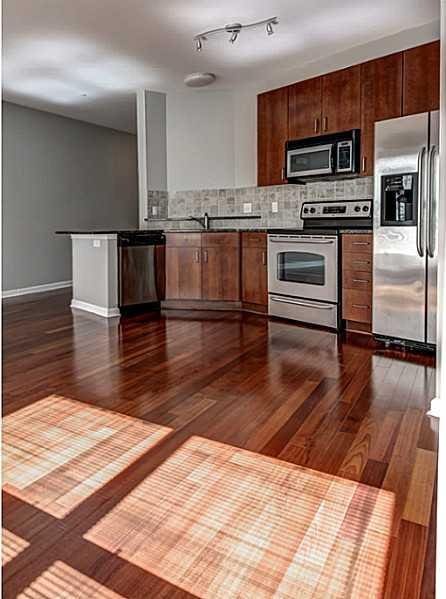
2,102 -> 138,292
166,90 -> 235,192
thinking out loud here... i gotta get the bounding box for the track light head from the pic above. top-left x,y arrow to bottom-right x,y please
229,31 -> 239,44
195,37 -> 203,52
266,22 -> 274,35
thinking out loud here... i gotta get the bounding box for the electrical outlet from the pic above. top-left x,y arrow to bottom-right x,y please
152,206 -> 158,216
271,201 -> 278,213
243,202 -> 252,214
93,239 -> 101,248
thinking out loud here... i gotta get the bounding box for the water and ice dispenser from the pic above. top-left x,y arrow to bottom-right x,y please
380,173 -> 418,226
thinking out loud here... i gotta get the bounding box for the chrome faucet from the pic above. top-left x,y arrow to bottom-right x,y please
190,212 -> 210,230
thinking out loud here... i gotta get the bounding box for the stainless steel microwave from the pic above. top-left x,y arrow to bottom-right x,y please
285,129 -> 360,181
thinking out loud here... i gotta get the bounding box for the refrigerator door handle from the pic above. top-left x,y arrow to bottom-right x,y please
416,146 -> 427,257
427,145 -> 438,258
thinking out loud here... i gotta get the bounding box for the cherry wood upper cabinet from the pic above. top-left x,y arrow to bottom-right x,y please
360,53 -> 403,176
288,77 -> 322,139
403,41 -> 440,116
321,66 -> 361,133
257,87 -> 289,186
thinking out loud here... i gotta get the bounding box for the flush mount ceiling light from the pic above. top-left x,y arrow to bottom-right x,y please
184,72 -> 217,87
194,17 -> 278,51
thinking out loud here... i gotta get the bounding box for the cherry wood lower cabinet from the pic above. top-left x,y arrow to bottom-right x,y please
165,234 -> 202,300
165,232 -> 241,303
342,233 -> 373,333
241,232 -> 268,310
202,233 -> 240,301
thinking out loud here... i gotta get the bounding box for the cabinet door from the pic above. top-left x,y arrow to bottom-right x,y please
288,77 -> 322,139
202,246 -> 240,301
360,53 -> 403,176
257,87 -> 289,186
242,247 -> 268,306
403,41 -> 440,116
321,65 -> 361,133
165,247 -> 202,300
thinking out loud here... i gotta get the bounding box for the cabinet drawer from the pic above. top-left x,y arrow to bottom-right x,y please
343,252 -> 373,272
202,232 -> 240,247
165,233 -> 202,247
343,289 -> 372,324
343,269 -> 372,292
242,232 -> 267,249
342,234 -> 373,255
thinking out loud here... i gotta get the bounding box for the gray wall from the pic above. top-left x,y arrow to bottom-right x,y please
2,101 -> 138,291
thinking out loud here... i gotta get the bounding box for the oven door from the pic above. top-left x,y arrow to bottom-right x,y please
287,144 -> 334,178
268,235 -> 338,303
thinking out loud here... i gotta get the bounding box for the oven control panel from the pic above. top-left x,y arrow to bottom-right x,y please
301,200 -> 372,219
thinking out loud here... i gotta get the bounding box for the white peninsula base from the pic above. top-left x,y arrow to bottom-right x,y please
70,234 -> 120,318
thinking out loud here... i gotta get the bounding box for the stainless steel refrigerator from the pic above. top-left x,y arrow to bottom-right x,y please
373,111 -> 440,348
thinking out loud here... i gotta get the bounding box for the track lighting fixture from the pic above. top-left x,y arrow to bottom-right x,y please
193,17 -> 278,51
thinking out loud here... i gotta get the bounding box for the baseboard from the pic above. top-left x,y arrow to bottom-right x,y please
71,299 -> 120,319
2,280 -> 72,299
427,397 -> 442,418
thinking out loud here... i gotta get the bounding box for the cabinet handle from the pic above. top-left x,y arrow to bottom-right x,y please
353,304 -> 370,309
203,250 -> 208,263
314,118 -> 319,133
323,116 -> 328,131
362,156 -> 367,173
262,251 -> 267,265
352,278 -> 370,284
352,241 -> 370,246
194,250 -> 200,263
352,260 -> 370,266
281,167 -> 286,181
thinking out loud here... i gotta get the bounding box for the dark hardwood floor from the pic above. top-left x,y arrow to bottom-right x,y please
2,289 -> 438,598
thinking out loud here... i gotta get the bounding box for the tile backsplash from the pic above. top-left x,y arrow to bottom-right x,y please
145,177 -> 374,230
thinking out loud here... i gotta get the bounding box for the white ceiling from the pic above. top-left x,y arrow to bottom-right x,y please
2,0 -> 440,133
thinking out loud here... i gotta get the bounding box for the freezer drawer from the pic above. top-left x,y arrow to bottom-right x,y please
269,294 -> 338,329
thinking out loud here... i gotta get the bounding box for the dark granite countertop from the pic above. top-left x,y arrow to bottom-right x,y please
56,227 -> 373,235
55,229 -> 162,235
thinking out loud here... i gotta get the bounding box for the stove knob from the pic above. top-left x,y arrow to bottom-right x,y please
310,207 -> 316,214
362,205 -> 369,212
303,207 -> 309,214
354,206 -> 361,212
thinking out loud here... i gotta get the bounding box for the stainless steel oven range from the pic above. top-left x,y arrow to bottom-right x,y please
268,199 -> 372,330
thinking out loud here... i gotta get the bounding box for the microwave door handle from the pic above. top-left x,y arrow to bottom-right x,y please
416,146 -> 426,258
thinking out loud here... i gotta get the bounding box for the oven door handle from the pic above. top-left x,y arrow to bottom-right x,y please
269,237 -> 335,245
270,297 -> 335,310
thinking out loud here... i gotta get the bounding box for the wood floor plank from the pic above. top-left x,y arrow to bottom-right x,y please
402,448 -> 437,526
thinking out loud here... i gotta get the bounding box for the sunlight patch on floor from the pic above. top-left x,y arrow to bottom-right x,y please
17,560 -> 124,598
85,435 -> 395,599
3,395 -> 171,518
2,529 -> 30,565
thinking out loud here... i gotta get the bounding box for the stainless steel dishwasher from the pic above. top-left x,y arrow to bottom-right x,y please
118,231 -> 165,307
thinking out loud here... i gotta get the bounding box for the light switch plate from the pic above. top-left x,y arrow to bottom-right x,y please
93,239 -> 101,248
271,201 -> 278,213
243,202 -> 252,214
152,206 -> 158,216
